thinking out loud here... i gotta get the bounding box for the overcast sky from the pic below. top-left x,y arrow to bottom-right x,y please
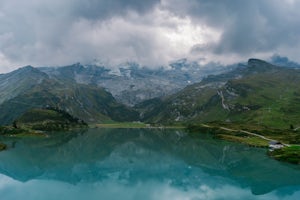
0,0 -> 300,72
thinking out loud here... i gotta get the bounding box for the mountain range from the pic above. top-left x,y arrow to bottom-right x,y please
0,66 -> 138,125
38,59 -> 233,106
138,58 -> 300,129
0,57 -> 299,128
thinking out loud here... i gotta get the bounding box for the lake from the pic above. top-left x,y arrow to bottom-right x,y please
0,128 -> 300,200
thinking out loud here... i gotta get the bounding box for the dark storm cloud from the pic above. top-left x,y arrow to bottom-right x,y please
1,0 -> 300,72
163,0 -> 300,56
0,0 -> 162,71
72,0 -> 160,20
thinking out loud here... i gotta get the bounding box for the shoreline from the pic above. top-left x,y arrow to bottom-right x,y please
187,123 -> 300,165
92,122 -> 185,129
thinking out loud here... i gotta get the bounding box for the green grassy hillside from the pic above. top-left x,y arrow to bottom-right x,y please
139,59 -> 300,129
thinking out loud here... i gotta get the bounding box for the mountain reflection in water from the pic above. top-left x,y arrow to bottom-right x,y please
0,128 -> 300,199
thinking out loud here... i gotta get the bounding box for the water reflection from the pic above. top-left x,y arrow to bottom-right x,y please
0,128 -> 300,197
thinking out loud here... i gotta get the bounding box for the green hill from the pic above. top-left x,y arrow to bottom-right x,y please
14,108 -> 87,131
138,59 -> 300,129
0,108 -> 88,140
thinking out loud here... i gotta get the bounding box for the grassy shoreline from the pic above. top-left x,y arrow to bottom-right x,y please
269,145 -> 300,164
217,134 -> 269,147
187,122 -> 300,165
2,121 -> 299,165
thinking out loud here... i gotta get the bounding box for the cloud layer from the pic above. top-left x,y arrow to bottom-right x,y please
0,0 -> 300,72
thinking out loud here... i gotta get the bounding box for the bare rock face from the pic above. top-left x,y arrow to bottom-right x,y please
39,59 -> 233,106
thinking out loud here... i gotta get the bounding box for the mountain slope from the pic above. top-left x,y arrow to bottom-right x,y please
39,60 -> 234,106
0,68 -> 139,125
139,59 -> 300,129
0,66 -> 48,104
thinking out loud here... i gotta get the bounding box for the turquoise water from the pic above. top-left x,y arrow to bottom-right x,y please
0,128 -> 300,200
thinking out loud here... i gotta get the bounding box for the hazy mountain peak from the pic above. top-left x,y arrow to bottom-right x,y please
248,58 -> 271,66
169,58 -> 191,70
0,65 -> 49,106
13,65 -> 38,73
247,58 -> 276,73
270,54 -> 300,68
62,63 -> 85,71
19,65 -> 34,70
5,65 -> 48,79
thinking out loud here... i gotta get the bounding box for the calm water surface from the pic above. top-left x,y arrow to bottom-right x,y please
0,128 -> 300,200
